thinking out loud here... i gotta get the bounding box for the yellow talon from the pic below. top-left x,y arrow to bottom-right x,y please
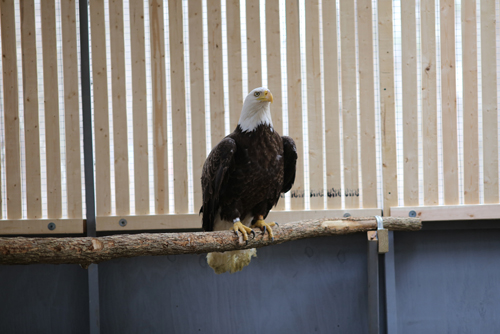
231,221 -> 253,242
252,217 -> 276,241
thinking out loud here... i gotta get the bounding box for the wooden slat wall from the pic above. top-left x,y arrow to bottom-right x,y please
20,0 -> 42,219
401,0 -> 419,206
323,0 -> 341,209
440,0 -> 459,205
227,0 -> 243,130
358,0 -> 377,208
42,0 -> 62,218
246,0 -> 262,90
286,0 -> 304,210
189,0 -> 206,213
462,0 -> 479,204
305,0 -> 323,210
340,0 -> 359,209
61,0 -> 82,218
130,0 -> 149,215
149,0 -> 169,214
266,0 -> 284,210
481,0 -> 499,204
421,0 -> 438,206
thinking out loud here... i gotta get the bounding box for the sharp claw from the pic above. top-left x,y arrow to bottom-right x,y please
275,222 -> 279,227
251,230 -> 256,239
262,225 -> 267,235
271,236 -> 274,242
245,239 -> 249,245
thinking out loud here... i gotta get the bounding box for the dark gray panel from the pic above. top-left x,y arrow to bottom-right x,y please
100,235 -> 368,334
0,264 -> 89,333
395,229 -> 500,334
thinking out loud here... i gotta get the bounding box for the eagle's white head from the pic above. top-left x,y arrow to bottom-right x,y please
238,87 -> 274,132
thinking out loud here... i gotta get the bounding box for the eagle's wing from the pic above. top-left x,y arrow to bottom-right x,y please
200,137 -> 237,231
281,136 -> 297,193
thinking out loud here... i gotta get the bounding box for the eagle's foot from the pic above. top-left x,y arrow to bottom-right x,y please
231,221 -> 255,244
252,219 -> 277,241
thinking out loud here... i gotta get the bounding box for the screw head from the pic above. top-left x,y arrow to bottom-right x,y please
343,213 -> 351,218
48,222 -> 56,231
409,210 -> 417,217
119,219 -> 127,227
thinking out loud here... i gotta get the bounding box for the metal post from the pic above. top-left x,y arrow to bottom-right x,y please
384,231 -> 398,334
367,231 -> 380,334
79,0 -> 100,332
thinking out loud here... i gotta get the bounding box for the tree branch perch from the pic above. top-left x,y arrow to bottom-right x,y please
0,217 -> 421,267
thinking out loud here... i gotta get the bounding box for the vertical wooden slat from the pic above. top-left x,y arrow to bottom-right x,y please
462,0 -> 479,204
207,0 -> 225,144
323,0 -> 341,209
305,0 -> 323,210
358,0 -> 377,208
378,0 -> 397,215
246,0 -> 261,90
130,0 -> 149,214
109,0 -> 130,215
440,0 -> 459,205
401,0 -> 418,206
149,0 -> 169,213
481,0 -> 499,203
61,0 -> 82,218
340,0 -> 359,208
421,0 -> 438,205
286,0 -> 304,210
169,0 -> 188,213
21,0 -> 42,218
227,0 -> 243,130
189,0 -> 206,212
1,0 -> 22,219
266,0 -> 284,210
42,0 -> 62,218
90,0 -> 111,216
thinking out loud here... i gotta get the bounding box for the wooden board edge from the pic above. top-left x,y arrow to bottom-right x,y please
0,219 -> 85,235
391,205 -> 500,221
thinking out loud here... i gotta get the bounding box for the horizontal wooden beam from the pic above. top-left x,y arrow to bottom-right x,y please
0,216 -> 420,266
96,209 -> 382,232
0,219 -> 85,235
391,204 -> 500,221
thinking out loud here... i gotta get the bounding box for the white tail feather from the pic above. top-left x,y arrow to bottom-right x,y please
206,249 -> 257,274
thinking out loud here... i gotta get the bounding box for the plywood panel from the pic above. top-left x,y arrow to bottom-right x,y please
227,0 -> 243,130
340,0 -> 359,208
20,0 -> 42,218
462,0 -> 479,204
440,0 -> 459,205
61,0 -> 82,218
481,0 -> 499,203
378,0 -> 397,215
90,0 -> 111,216
207,0 -> 225,144
1,0 -> 22,219
109,0 -> 130,215
305,0 -> 323,210
149,0 -> 169,213
266,0 -> 284,210
286,0 -> 304,210
323,0 -> 341,209
391,204 -> 500,221
0,219 -> 85,235
169,0 -> 188,213
130,0 -> 149,214
189,0 -> 206,212
42,0 -> 62,218
358,0 -> 377,208
421,0 -> 438,205
401,0 -> 418,206
246,0 -> 261,89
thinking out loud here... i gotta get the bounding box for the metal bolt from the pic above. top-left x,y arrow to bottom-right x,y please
343,213 -> 351,218
409,210 -> 417,217
119,218 -> 127,227
48,222 -> 56,231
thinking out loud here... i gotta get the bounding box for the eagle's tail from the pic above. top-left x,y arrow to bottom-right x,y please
206,249 -> 257,274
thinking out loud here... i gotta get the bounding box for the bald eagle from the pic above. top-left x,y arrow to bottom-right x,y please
201,87 -> 297,274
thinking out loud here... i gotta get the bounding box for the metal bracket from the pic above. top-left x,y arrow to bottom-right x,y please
375,215 -> 389,254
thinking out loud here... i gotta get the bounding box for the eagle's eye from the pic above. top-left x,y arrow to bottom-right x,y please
254,91 -> 261,97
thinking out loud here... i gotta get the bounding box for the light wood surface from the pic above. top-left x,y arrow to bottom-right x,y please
246,0 -> 262,90
226,0 -> 243,130
0,219 -> 85,235
391,204 -> 500,221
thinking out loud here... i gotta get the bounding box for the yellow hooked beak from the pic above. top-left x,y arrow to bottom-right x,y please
257,90 -> 274,103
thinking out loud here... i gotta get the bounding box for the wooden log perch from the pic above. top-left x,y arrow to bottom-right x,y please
0,217 -> 421,267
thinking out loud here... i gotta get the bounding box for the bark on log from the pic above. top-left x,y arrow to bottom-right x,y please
0,217 -> 420,267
